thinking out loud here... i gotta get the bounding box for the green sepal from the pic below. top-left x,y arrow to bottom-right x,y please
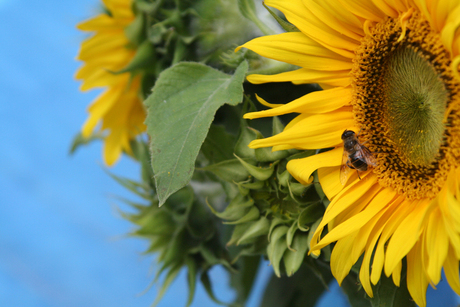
129,139 -> 155,187
234,121 -> 257,159
267,217 -> 286,240
200,158 -> 252,183
68,131 -> 103,155
185,258 -> 197,307
115,40 -> 157,74
151,263 -> 182,307
267,225 -> 289,277
283,232 -> 309,276
298,203 -> 325,230
227,223 -> 253,246
272,116 -> 284,135
285,222 -> 298,249
262,2 -> 299,32
200,271 -> 228,306
187,201 -> 215,240
207,193 -> 254,221
223,206 -> 260,225
235,154 -> 277,181
289,182 -> 309,196
230,255 -> 261,305
255,146 -> 290,163
238,0 -> 273,35
276,169 -> 290,188
124,11 -> 145,47
199,245 -> 236,273
238,180 -> 265,191
306,218 -> 322,252
236,218 -> 270,245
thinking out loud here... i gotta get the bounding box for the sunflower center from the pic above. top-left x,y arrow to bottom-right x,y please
352,11 -> 460,199
384,47 -> 448,166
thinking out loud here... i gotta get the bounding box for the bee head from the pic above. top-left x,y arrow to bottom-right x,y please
341,129 -> 356,140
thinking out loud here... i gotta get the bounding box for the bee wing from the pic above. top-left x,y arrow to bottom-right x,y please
360,145 -> 377,167
339,148 -> 351,186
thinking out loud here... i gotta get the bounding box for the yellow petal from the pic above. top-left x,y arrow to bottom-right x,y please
77,14 -> 118,31
103,127 -> 124,166
384,198 -> 434,277
265,0 -> 358,57
310,173 -> 378,251
237,32 -> 353,69
330,233 -> 359,284
319,0 -> 365,30
440,4 -> 460,55
247,68 -> 351,87
317,166 -> 343,200
406,241 -> 429,307
288,147 -> 342,185
314,186 -> 394,251
336,0 -> 385,22
425,207 -> 448,284
370,196 -> 407,284
81,86 -> 123,137
244,87 -> 351,119
444,244 -> 460,295
370,0 -> 398,18
78,33 -> 129,60
304,0 -> 364,41
248,109 -> 353,150
391,259 -> 402,287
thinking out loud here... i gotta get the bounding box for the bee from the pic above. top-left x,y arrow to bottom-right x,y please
340,129 -> 377,185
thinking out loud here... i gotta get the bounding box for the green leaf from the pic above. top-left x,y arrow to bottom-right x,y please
367,268 -> 414,307
145,61 -> 248,206
259,262 -> 333,307
341,272 -> 372,307
200,124 -> 236,164
238,0 -> 273,35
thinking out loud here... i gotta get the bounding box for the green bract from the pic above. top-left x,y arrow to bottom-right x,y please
206,118 -> 328,278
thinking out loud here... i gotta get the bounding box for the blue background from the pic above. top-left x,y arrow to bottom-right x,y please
0,0 -> 459,306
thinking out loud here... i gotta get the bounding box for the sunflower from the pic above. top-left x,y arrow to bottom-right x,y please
237,0 -> 460,306
76,0 -> 146,165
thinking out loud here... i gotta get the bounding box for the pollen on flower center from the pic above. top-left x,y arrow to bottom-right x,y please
352,11 -> 460,199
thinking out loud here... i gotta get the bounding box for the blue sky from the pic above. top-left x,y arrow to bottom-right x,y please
0,0 -> 458,306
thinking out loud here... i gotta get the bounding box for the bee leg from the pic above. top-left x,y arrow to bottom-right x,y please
356,170 -> 362,180
346,160 -> 356,169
